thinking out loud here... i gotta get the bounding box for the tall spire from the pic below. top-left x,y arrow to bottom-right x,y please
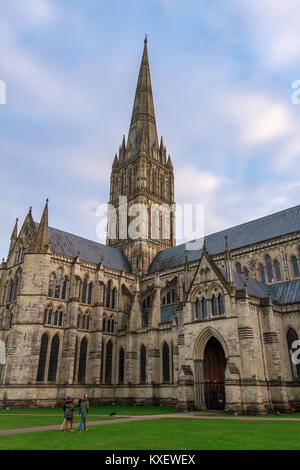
127,36 -> 159,158
33,199 -> 50,253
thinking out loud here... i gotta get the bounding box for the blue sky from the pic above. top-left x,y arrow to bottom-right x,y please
1,0 -> 300,257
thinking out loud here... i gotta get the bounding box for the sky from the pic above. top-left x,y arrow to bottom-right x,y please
1,0 -> 300,258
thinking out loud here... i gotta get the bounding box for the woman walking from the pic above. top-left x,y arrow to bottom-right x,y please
77,394 -> 89,433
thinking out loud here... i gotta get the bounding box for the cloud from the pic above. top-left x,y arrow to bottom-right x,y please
233,0 -> 300,69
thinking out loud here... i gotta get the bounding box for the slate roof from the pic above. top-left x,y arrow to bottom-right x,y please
34,223 -> 131,273
149,204 -> 300,273
224,268 -> 300,304
271,280 -> 300,305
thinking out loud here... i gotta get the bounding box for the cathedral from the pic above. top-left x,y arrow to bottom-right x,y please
1,39 -> 300,414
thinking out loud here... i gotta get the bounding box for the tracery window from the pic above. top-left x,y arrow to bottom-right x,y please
105,340 -> 113,384
140,345 -> 146,384
78,337 -> 87,384
274,260 -> 282,281
48,274 -> 55,297
37,334 -> 49,382
81,275 -> 88,304
162,342 -> 170,383
259,264 -> 266,283
55,269 -> 62,299
88,282 -> 93,305
292,256 -> 300,278
236,262 -> 242,274
266,255 -> 274,283
287,328 -> 300,379
119,347 -> 125,383
47,334 -> 60,382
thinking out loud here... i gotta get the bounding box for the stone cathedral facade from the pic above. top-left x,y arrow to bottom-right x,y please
1,39 -> 300,414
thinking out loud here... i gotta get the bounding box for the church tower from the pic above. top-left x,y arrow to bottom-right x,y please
107,38 -> 176,274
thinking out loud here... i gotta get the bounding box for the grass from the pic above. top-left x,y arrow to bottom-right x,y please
0,415 -> 116,431
197,411 -> 300,419
0,405 -> 176,416
0,418 -> 299,450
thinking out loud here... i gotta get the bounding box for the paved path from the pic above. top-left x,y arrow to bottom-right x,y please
1,412 -> 300,436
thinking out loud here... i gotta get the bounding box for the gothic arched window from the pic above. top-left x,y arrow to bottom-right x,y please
73,337 -> 78,383
61,277 -> 68,300
82,315 -> 86,330
195,298 -> 201,319
47,334 -> 60,382
55,269 -> 62,299
78,337 -> 87,384
106,281 -> 112,308
43,308 -> 48,324
37,334 -> 48,382
111,288 -> 116,309
292,256 -> 300,278
202,298 -> 208,318
54,310 -> 58,326
119,347 -> 125,384
48,274 -> 55,298
211,296 -> 219,316
77,314 -> 81,329
58,308 -> 63,327
140,345 -> 146,384
163,342 -> 170,382
102,317 -> 106,331
218,294 -> 225,315
236,262 -> 242,274
274,260 -> 282,281
86,315 -> 90,330
81,275 -> 88,304
88,282 -> 93,305
259,264 -> 266,283
287,328 -> 300,379
105,340 -> 113,384
47,308 -> 53,325
244,267 -> 249,278
266,255 -> 274,283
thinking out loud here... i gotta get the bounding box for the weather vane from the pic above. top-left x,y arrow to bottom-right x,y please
145,33 -> 148,42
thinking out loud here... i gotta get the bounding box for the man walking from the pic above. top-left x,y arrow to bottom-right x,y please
78,394 -> 89,433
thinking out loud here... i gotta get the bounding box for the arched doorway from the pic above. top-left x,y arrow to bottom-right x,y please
203,337 -> 226,410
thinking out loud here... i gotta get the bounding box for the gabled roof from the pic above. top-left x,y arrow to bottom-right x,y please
149,204 -> 300,273
34,223 -> 131,273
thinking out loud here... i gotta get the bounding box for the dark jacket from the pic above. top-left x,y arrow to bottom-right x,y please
64,401 -> 74,419
79,399 -> 89,418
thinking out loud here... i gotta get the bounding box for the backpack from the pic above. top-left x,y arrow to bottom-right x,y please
64,403 -> 73,419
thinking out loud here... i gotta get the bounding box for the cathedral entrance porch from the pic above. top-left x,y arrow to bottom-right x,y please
193,329 -> 228,411
203,337 -> 226,410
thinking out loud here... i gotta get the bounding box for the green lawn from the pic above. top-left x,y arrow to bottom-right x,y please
0,415 -> 116,431
0,405 -> 176,416
197,411 -> 300,419
0,418 -> 299,450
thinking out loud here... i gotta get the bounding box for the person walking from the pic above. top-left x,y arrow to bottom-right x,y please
60,397 -> 72,432
77,394 -> 89,433
64,397 -> 75,432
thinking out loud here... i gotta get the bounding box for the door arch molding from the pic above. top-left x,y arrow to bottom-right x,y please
193,327 -> 229,361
